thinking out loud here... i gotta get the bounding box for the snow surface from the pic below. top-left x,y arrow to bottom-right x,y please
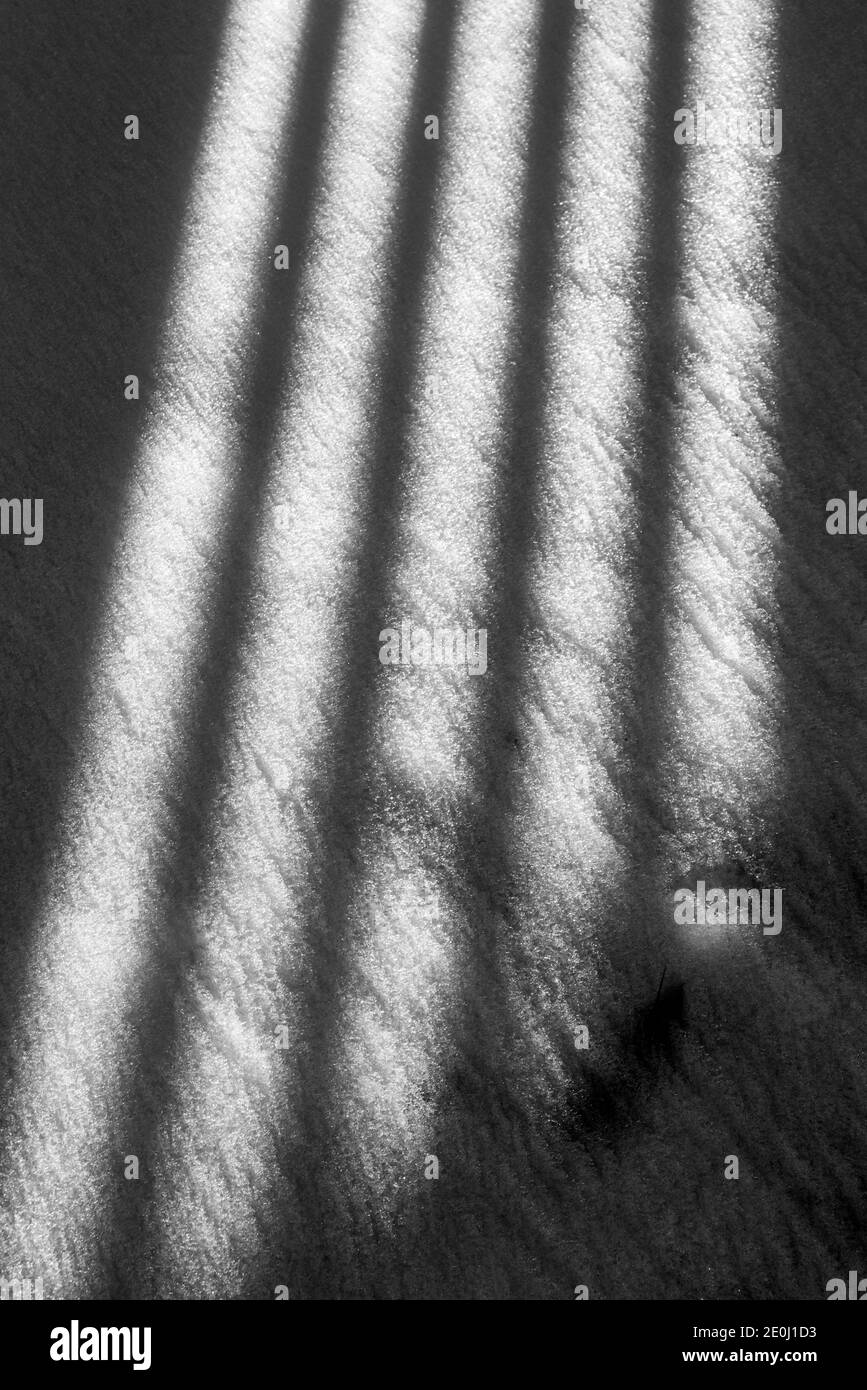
0,0 -> 866,1299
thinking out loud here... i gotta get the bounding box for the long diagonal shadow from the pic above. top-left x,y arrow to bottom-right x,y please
251,0 -> 464,1300
0,0 -> 231,1134
772,0 -> 867,986
763,0 -> 867,1293
102,0 -> 350,1299
602,0 -> 692,1006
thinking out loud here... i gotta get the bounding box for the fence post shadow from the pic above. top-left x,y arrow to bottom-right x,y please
763,0 -> 867,1293
0,0 -> 232,1253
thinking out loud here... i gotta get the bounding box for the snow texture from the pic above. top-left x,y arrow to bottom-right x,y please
0,0 -> 866,1299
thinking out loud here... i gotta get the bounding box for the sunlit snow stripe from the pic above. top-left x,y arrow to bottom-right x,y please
145,0 -> 429,1297
666,0 -> 783,934
0,0 -> 313,1295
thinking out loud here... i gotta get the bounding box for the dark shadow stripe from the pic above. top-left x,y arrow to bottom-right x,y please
772,0 -> 867,976
764,0 -> 867,1294
604,0 -> 692,993
0,0 -> 231,1190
